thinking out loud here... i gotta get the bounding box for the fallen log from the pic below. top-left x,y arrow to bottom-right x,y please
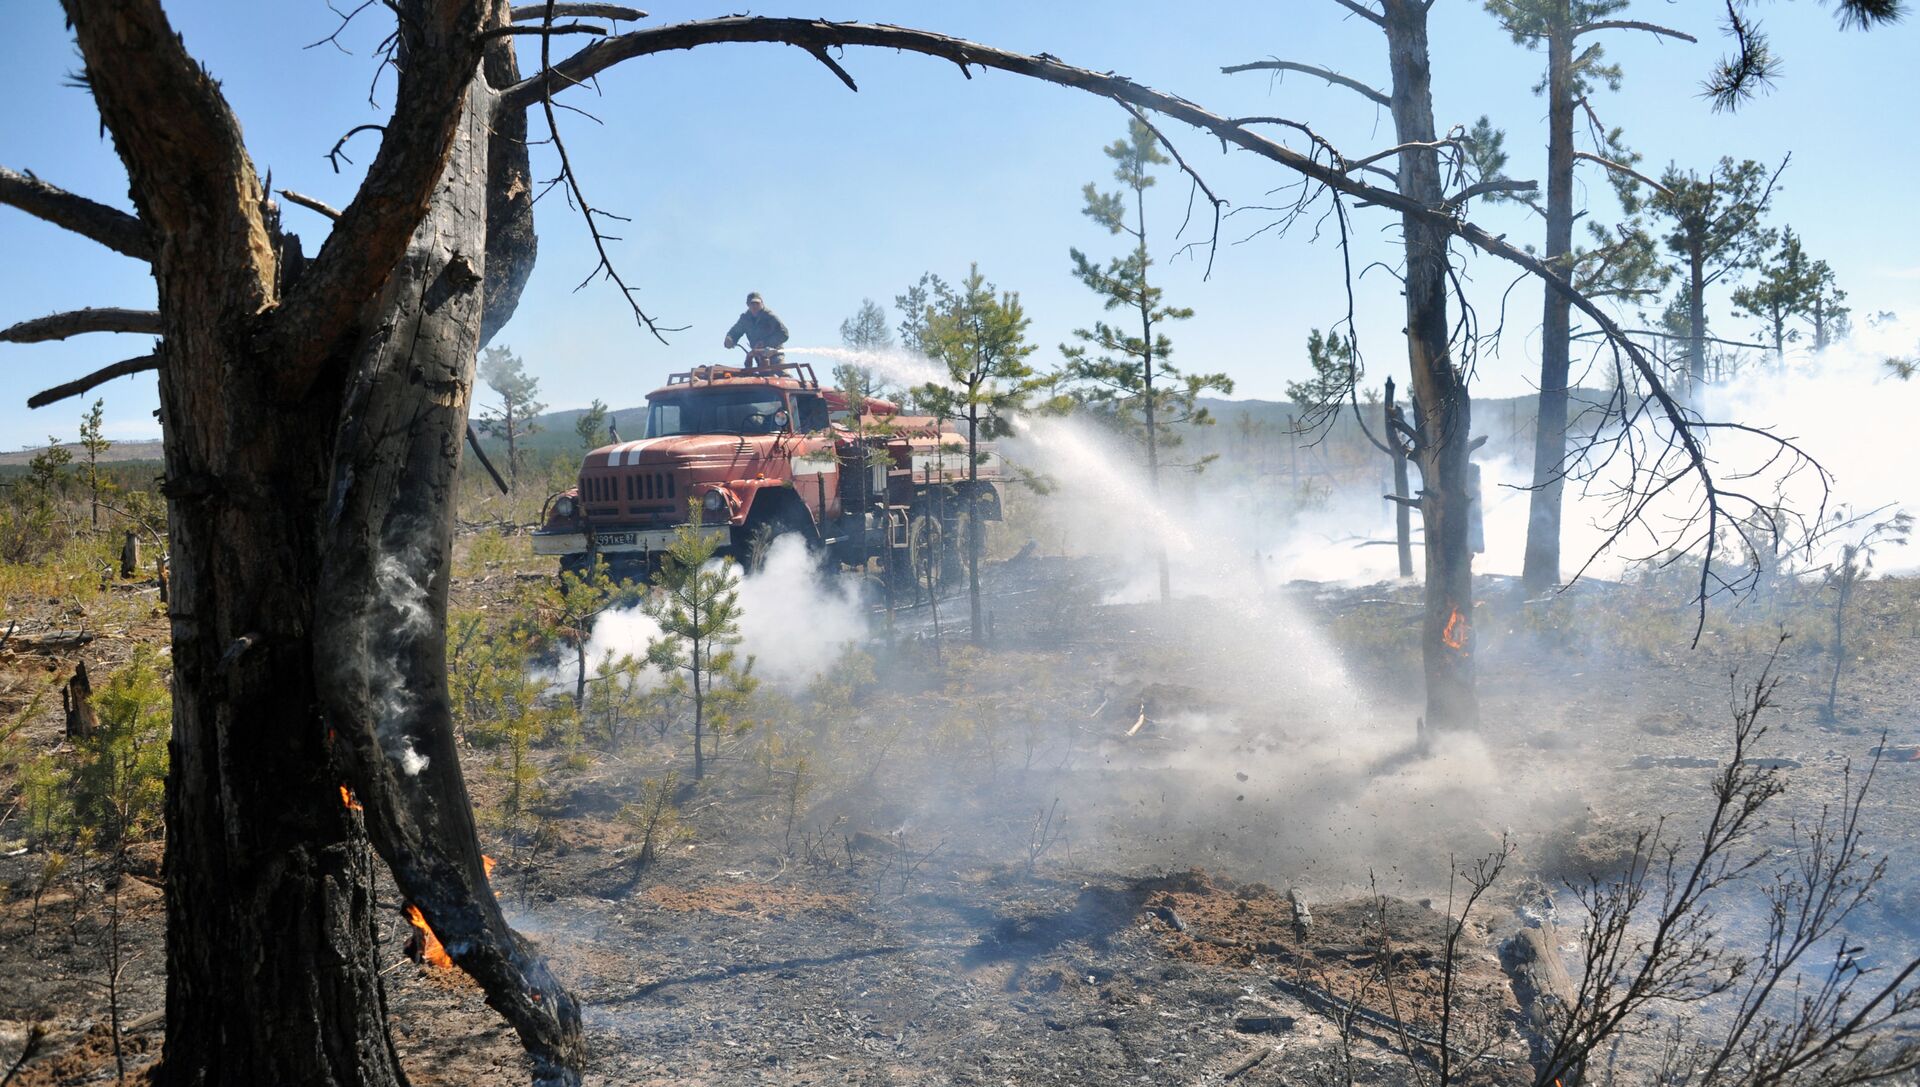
1222,1048 -> 1272,1079
10,630 -> 96,653
1501,917 -> 1576,1070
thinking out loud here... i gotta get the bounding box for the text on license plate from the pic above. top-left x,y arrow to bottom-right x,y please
596,532 -> 638,546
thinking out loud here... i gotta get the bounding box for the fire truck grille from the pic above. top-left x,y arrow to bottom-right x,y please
580,472 -> 678,505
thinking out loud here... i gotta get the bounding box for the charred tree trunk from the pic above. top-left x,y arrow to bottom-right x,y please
1522,20 -> 1575,596
54,2 -> 579,1084
59,5 -> 414,1079
1384,378 -> 1413,579
1383,0 -> 1477,730
63,661 -> 98,740
120,530 -> 141,579
967,399 -> 983,645
306,63 -> 581,1087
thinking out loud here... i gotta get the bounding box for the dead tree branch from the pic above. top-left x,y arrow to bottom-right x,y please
1574,19 -> 1696,42
483,22 -> 607,39
271,0 -> 489,398
531,0 -> 681,341
1117,102 -> 1226,275
278,189 -> 343,220
1219,59 -> 1390,107
1444,178 -> 1538,208
508,2 -> 646,20
1,308 -> 162,344
1330,0 -> 1386,25
26,354 -> 161,409
1571,150 -> 1670,195
0,166 -> 153,261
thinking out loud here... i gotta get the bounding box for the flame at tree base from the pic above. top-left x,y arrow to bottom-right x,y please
402,857 -> 495,970
1441,606 -> 1469,650
404,904 -> 453,968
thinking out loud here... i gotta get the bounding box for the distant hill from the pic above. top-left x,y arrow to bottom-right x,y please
0,438 -> 165,466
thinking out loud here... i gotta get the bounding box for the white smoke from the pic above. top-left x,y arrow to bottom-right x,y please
1700,322 -> 1920,573
1212,319 -> 1920,587
578,535 -> 870,693
784,345 -> 945,392
734,535 -> 868,687
999,413 -> 1362,708
372,544 -> 434,775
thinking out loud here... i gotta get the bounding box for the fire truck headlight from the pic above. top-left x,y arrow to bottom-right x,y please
702,488 -> 728,513
554,495 -> 577,519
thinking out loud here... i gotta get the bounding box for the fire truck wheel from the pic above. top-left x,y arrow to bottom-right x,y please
740,506 -> 818,573
907,514 -> 951,598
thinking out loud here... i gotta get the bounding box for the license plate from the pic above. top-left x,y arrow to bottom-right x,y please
596,531 -> 638,546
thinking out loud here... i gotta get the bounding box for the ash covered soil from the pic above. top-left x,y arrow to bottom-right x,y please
3,549 -> 1918,1085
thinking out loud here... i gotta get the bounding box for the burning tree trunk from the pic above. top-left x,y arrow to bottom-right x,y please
34,2 -> 577,1083
1381,0 -> 1478,730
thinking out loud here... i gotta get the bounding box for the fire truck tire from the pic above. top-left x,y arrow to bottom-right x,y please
740,501 -> 818,573
906,514 -> 955,598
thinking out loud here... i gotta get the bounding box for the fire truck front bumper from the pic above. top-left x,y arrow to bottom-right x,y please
531,523 -> 730,557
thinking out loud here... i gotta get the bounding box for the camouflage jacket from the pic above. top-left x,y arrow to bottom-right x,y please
726,308 -> 790,349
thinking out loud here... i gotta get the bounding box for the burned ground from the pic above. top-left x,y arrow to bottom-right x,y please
2,543 -> 1918,1085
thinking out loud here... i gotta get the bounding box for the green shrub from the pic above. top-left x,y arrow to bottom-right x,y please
72,647 -> 170,851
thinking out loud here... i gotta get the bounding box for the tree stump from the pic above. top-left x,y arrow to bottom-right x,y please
120,531 -> 140,579
63,661 -> 98,740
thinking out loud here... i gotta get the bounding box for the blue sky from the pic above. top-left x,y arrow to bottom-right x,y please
2,1 -> 1914,449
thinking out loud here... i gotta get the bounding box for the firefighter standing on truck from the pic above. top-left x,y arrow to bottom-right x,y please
723,291 -> 790,356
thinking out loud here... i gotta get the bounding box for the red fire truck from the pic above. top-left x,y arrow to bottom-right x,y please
531,354 -> 1001,587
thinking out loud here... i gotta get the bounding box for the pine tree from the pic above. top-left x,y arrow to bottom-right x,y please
78,398 -> 115,532
906,265 -> 1039,643
1484,0 -> 1684,593
1285,328 -> 1364,421
548,556 -> 629,707
72,647 -> 170,855
1635,158 -> 1781,394
477,344 -> 547,491
645,500 -> 755,780
574,398 -> 610,450
1062,120 -> 1233,602
1806,260 -> 1849,352
1731,227 -> 1820,362
2,438 -> 73,563
836,298 -> 894,399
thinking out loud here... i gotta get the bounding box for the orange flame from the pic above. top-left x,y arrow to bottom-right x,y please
404,904 -> 452,968
1441,607 -> 1469,650
482,854 -> 496,882
338,785 -> 363,811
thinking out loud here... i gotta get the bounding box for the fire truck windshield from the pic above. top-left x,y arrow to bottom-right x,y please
646,389 -> 791,436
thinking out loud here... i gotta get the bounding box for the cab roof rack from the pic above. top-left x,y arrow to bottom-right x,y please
665,354 -> 820,390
